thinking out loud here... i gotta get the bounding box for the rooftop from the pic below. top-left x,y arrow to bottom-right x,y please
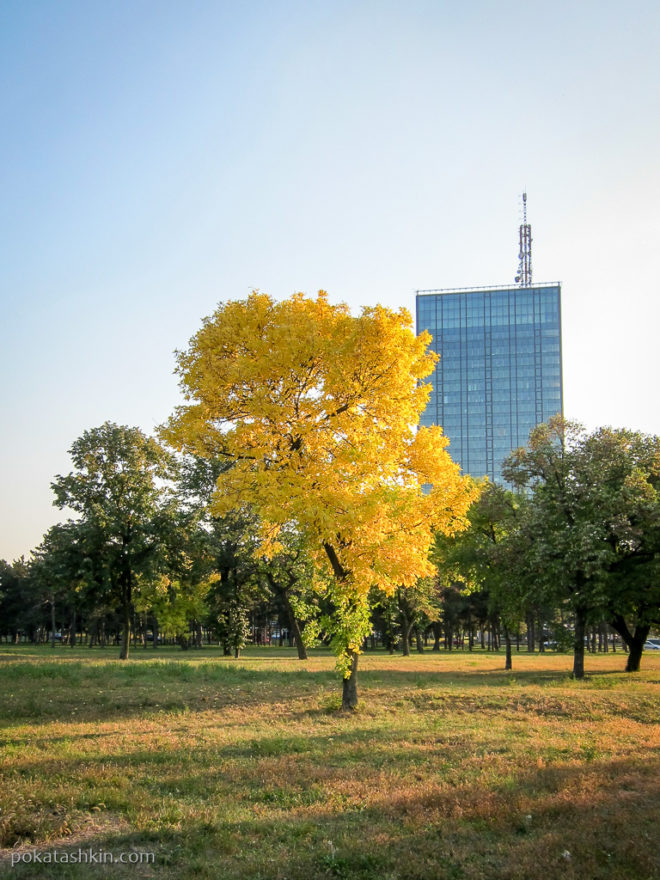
416,282 -> 561,295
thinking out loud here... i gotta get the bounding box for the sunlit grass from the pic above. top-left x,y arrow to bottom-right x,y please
0,646 -> 658,878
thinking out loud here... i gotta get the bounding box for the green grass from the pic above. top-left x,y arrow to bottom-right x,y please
0,646 -> 658,879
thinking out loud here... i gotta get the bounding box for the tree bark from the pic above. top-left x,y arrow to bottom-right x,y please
119,549 -> 132,659
503,624 -> 512,671
526,613 -> 535,652
119,570 -> 132,660
50,591 -> 56,649
342,652 -> 359,711
400,611 -> 412,655
609,614 -> 650,672
572,606 -> 587,679
119,603 -> 131,659
281,589 -> 307,660
625,632 -> 648,672
323,541 -> 360,708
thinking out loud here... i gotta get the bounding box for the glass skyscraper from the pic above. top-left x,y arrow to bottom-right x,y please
416,284 -> 563,483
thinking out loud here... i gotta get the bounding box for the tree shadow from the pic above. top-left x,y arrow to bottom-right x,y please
2,755 -> 658,879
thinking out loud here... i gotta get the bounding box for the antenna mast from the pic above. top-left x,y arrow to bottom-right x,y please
515,192 -> 532,286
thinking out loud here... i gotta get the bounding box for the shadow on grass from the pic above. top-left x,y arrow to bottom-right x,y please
2,755 -> 658,880
0,653 -> 651,728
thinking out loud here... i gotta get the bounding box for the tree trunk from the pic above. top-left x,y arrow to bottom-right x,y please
625,632 -> 648,672
526,613 -> 535,652
322,541 -> 360,709
399,610 -> 411,655
432,623 -> 441,652
282,589 -> 307,660
341,652 -> 359,711
50,591 -> 56,649
572,607 -> 587,679
608,614 -> 650,672
414,627 -> 424,654
119,602 -> 131,660
153,616 -> 159,650
70,609 -> 77,648
503,624 -> 512,671
119,572 -> 132,660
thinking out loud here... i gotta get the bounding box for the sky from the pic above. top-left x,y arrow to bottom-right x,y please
2,0 -> 660,561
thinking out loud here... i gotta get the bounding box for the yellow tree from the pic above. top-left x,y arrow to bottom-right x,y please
162,291 -> 476,708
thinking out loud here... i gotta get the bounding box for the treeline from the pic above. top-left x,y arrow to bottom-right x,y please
0,424 -> 323,661
434,416 -> 660,676
1,416 -> 658,677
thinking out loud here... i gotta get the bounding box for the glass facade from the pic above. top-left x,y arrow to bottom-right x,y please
416,284 -> 563,483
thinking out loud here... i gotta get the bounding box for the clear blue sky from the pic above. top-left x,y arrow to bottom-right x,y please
2,0 -> 660,560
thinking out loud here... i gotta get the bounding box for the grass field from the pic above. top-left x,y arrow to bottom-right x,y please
0,645 -> 658,879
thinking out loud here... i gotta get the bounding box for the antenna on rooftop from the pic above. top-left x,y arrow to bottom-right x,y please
515,191 -> 532,286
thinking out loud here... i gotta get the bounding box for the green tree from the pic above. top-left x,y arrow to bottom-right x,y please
51,422 -> 176,659
260,525 -> 321,661
176,455 -> 261,655
30,522 -> 93,647
503,416 -> 660,676
0,558 -> 35,642
434,483 -> 526,669
580,427 -> 660,670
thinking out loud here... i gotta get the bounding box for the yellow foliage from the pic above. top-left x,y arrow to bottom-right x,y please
163,291 -> 477,596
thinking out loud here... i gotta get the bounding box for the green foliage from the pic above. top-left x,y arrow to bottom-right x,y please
50,422 -> 178,657
433,482 -> 526,634
503,416 -> 660,670
0,557 -> 37,639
